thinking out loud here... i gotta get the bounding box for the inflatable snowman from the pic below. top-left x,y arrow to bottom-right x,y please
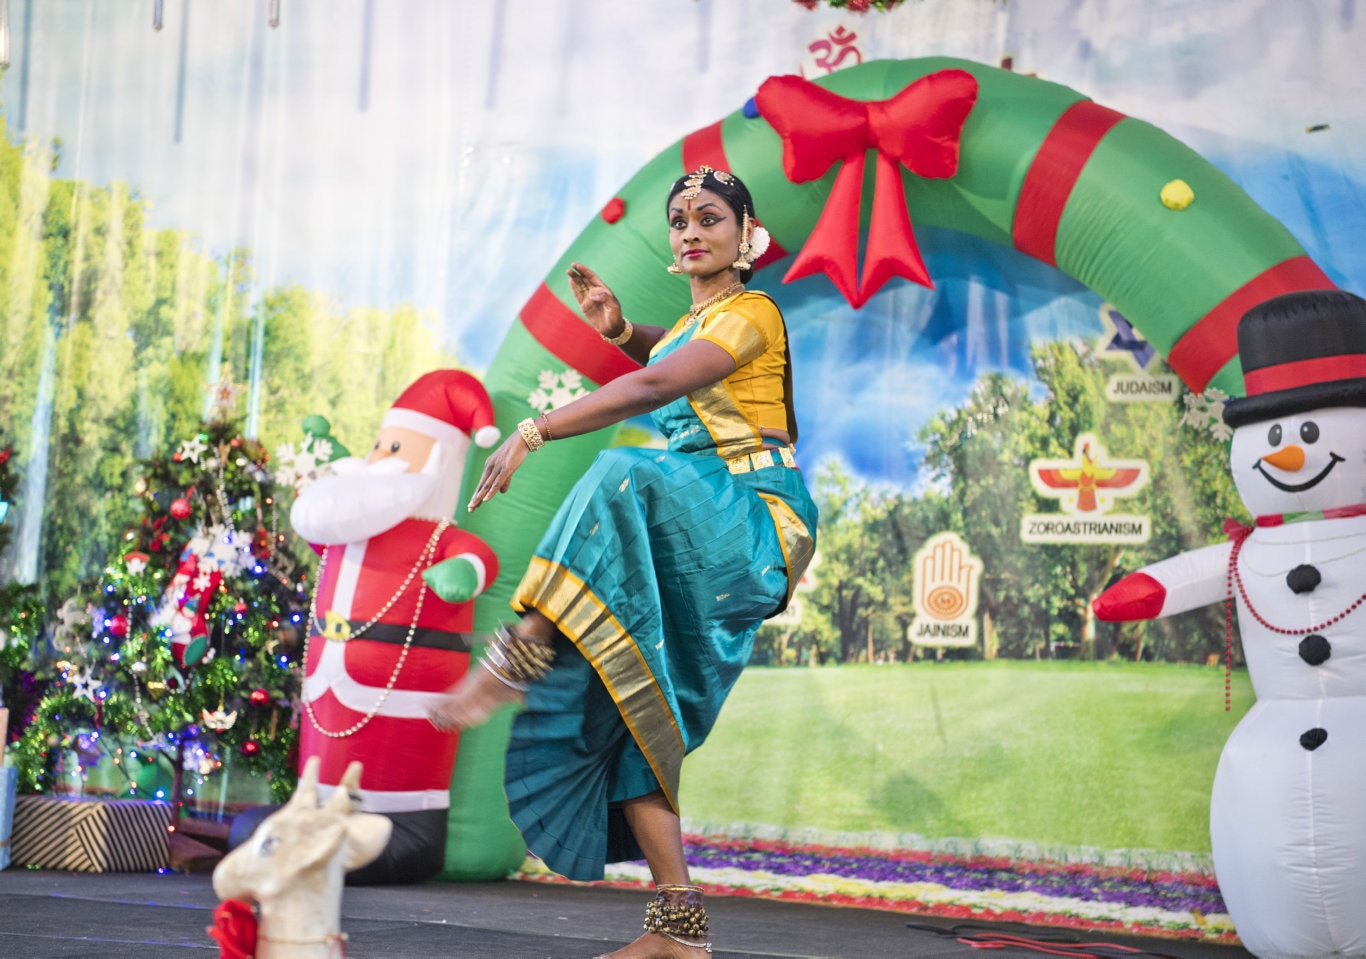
1094,290 -> 1366,958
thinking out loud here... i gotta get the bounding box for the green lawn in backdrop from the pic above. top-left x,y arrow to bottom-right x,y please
680,661 -> 1252,854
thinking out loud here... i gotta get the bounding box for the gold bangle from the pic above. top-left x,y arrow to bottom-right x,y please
602,317 -> 633,345
539,413 -> 553,442
517,418 -> 545,452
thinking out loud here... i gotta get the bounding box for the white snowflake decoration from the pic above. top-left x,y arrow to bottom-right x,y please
1181,387 -> 1233,441
527,369 -> 589,414
66,666 -> 104,703
177,435 -> 209,464
192,572 -> 213,592
273,435 -> 336,493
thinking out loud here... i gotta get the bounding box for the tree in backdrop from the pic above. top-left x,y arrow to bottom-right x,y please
0,117 -> 458,604
9,400 -> 311,806
0,433 -> 48,736
778,338 -> 1242,665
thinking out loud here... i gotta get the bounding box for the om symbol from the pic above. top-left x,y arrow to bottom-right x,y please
803,26 -> 862,76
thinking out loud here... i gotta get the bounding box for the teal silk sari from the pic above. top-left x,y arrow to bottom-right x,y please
505,294 -> 817,881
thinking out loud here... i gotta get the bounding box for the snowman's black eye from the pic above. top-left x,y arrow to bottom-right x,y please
1267,424 -> 1282,446
1299,421 -> 1319,444
389,441 -> 402,454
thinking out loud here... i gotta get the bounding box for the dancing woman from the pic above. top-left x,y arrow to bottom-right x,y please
431,166 -> 817,958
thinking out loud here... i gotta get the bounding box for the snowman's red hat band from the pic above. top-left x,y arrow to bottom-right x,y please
1223,289 -> 1366,428
1242,353 -> 1366,396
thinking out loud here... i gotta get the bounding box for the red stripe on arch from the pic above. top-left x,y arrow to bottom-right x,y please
1167,257 -> 1337,392
1244,353 -> 1366,396
1012,101 -> 1126,266
681,121 -> 789,270
519,282 -> 642,386
682,121 -> 727,174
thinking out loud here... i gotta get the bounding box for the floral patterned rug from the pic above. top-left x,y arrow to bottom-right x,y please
514,832 -> 1238,944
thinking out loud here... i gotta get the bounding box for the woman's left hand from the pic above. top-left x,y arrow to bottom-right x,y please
467,433 -> 530,511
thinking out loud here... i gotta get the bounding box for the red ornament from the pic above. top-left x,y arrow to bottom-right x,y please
108,614 -> 129,638
170,497 -> 192,519
249,688 -> 269,707
240,739 -> 260,757
601,197 -> 626,224
0,447 -> 11,465
233,600 -> 249,615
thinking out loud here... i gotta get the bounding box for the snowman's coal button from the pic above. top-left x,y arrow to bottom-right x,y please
1286,564 -> 1321,594
1300,728 -> 1328,751
1298,635 -> 1331,666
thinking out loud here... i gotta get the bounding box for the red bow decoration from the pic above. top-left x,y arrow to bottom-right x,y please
206,899 -> 258,959
1222,517 -> 1254,543
755,70 -> 979,308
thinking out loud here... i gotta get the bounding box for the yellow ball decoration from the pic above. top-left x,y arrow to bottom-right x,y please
1161,179 -> 1194,210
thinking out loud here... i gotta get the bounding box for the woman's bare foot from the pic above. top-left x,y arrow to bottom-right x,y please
593,931 -> 710,958
427,661 -> 524,731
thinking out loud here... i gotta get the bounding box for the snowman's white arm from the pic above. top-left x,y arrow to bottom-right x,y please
1093,541 -> 1232,621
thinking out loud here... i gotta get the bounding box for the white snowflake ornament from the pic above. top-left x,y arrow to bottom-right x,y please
1181,387 -> 1233,441
527,369 -> 589,414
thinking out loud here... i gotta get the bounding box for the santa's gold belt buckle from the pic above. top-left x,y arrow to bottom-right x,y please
727,447 -> 796,474
322,611 -> 353,642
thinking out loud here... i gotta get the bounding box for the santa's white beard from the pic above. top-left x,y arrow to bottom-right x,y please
291,451 -> 450,545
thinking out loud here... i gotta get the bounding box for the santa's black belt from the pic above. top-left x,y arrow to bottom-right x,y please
312,621 -> 472,651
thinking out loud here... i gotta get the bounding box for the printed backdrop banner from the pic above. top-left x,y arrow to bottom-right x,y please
1,0 -> 1363,886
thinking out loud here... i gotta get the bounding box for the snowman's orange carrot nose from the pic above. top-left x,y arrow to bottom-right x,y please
1262,445 -> 1306,471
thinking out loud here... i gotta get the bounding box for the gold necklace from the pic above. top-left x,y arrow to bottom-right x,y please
687,282 -> 744,322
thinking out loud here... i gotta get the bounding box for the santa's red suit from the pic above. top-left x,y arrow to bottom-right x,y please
300,518 -> 498,813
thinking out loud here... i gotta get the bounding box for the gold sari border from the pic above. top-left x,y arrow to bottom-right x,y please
759,492 -> 815,608
513,557 -> 686,812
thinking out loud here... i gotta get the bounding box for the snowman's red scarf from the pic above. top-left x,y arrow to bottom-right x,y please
1254,503 -> 1366,527
1221,503 -> 1366,710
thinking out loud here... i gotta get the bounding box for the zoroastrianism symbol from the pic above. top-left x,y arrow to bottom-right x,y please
1022,432 -> 1150,544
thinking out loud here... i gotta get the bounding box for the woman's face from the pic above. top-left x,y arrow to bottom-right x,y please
668,187 -> 741,280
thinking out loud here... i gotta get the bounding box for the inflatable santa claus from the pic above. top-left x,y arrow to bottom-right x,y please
290,369 -> 501,884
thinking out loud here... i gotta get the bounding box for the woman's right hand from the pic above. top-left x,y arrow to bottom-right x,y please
566,262 -> 625,339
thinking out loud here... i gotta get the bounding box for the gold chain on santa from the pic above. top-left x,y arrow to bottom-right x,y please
302,519 -> 448,739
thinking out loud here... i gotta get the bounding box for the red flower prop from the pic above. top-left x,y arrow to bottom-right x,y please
755,70 -> 978,307
206,898 -> 257,959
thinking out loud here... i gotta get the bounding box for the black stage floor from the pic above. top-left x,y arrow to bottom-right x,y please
0,870 -> 1253,959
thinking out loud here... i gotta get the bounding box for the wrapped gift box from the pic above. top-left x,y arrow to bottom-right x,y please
12,794 -> 172,872
0,767 -> 15,871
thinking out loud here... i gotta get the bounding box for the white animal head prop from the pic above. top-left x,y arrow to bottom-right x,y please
212,757 -> 392,906
1223,290 -> 1366,518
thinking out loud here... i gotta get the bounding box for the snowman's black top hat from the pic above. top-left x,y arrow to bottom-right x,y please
1223,289 -> 1366,428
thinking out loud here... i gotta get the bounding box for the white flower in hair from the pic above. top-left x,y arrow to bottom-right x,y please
749,226 -> 771,261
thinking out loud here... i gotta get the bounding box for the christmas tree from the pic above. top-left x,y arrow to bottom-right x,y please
12,388 -> 311,808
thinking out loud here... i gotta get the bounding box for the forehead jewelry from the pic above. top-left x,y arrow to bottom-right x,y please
679,165 -> 734,200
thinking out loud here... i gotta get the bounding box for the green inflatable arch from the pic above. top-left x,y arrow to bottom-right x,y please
437,56 -> 1335,880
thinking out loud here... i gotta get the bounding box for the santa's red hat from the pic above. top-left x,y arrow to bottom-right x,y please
382,370 -> 501,448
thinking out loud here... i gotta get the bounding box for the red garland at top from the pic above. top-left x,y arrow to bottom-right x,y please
755,70 -> 978,308
792,0 -> 908,12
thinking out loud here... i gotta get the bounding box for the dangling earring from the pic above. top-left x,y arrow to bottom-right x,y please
731,210 -> 753,270
667,261 -> 684,275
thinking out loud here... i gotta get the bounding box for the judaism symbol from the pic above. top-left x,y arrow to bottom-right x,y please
1099,304 -> 1157,372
